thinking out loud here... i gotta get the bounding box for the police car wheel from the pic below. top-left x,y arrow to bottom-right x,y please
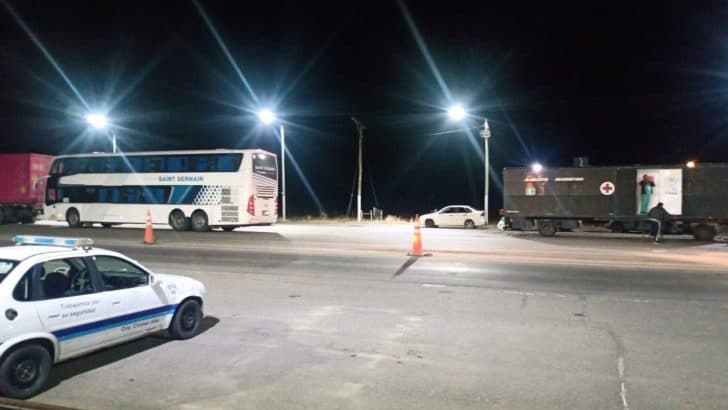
0,344 -> 51,399
170,300 -> 202,340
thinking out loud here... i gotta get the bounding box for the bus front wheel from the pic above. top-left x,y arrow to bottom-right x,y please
169,210 -> 190,231
191,210 -> 209,232
66,208 -> 82,228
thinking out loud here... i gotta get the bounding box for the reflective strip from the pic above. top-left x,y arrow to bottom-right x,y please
53,304 -> 177,341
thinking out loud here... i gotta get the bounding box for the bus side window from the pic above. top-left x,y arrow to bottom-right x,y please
143,187 -> 165,204
102,158 -> 114,172
63,159 -> 78,175
194,156 -> 211,172
120,187 -> 134,203
167,156 -> 189,172
217,155 -> 239,172
144,157 -> 164,172
127,157 -> 142,173
77,159 -> 89,173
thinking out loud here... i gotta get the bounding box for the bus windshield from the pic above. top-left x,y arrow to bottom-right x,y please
253,153 -> 277,180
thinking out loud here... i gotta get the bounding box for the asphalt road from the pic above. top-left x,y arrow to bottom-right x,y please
2,223 -> 727,409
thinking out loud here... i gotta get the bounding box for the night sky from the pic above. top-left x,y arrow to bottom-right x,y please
1,1 -> 727,217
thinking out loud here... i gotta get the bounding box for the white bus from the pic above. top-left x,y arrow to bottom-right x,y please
43,149 -> 278,231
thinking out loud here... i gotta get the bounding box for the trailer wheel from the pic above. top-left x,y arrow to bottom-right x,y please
66,208 -> 82,228
538,220 -> 557,237
693,224 -> 717,242
609,221 -> 625,233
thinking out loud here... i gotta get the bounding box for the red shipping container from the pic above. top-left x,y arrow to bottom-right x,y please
0,153 -> 54,205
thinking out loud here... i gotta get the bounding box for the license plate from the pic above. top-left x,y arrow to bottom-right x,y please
262,210 -> 270,216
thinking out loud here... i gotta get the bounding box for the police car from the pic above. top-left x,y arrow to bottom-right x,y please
0,236 -> 206,399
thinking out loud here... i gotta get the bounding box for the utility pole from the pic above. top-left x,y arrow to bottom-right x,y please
352,117 -> 366,223
480,119 -> 491,225
280,124 -> 286,220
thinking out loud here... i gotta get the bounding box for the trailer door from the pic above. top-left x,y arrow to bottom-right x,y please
614,169 -> 636,218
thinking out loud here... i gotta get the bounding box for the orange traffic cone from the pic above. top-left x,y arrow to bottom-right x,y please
144,209 -> 155,245
408,214 -> 428,257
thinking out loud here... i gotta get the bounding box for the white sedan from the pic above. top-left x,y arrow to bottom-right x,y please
419,205 -> 485,228
0,235 -> 206,399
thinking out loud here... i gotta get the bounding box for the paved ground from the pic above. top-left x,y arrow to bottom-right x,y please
2,223 -> 728,409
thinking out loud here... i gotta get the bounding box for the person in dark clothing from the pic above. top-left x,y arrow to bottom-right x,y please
639,174 -> 656,214
647,202 -> 670,243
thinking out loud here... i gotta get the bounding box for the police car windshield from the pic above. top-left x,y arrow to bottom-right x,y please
0,260 -> 16,284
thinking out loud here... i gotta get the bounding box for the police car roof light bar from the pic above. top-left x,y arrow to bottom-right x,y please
13,235 -> 94,250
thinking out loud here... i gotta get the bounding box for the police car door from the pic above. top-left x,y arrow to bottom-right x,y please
91,255 -> 167,344
26,257 -> 107,360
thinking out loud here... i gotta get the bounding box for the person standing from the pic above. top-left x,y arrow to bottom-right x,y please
639,174 -> 655,214
647,202 -> 670,243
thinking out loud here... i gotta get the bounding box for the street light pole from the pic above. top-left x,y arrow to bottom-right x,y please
280,124 -> 286,220
257,109 -> 286,220
480,120 -> 491,225
352,117 -> 366,223
447,106 -> 491,226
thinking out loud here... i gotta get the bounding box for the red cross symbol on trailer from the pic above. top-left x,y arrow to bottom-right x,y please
600,181 -> 615,196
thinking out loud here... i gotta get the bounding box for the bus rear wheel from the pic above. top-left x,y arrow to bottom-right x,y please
169,210 -> 190,231
191,210 -> 209,232
66,208 -> 82,228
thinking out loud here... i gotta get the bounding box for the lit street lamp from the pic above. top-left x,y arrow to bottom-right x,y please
258,109 -> 287,221
448,105 -> 491,226
85,113 -> 117,153
447,104 -> 466,121
531,162 -> 543,173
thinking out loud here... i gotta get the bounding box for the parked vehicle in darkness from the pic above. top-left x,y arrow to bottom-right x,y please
0,153 -> 53,225
501,163 -> 728,240
420,205 -> 485,229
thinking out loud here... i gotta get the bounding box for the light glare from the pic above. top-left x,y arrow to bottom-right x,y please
85,113 -> 108,129
258,109 -> 276,124
686,160 -> 696,168
531,162 -> 543,173
447,105 -> 467,121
